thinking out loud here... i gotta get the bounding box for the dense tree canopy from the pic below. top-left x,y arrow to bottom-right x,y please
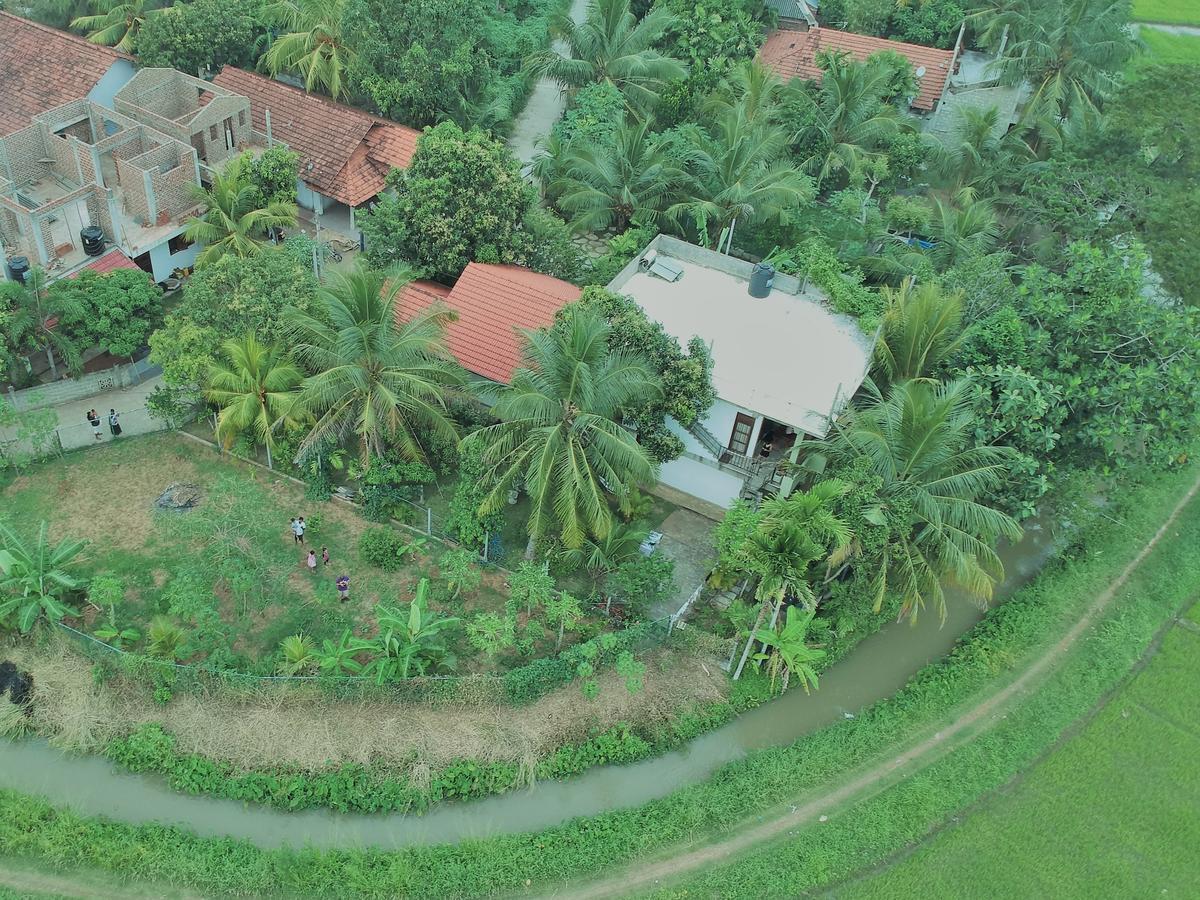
137,0 -> 263,74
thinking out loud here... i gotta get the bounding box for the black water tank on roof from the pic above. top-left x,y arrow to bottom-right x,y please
81,225 -> 105,257
6,256 -> 30,284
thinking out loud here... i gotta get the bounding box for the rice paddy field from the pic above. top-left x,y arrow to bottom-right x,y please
835,601 -> 1200,899
1132,0 -> 1200,25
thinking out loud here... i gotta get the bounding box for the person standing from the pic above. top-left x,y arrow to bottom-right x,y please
321,546 -> 330,567
87,409 -> 102,441
297,516 -> 307,543
290,517 -> 304,544
108,408 -> 122,437
306,549 -> 317,573
336,573 -> 350,603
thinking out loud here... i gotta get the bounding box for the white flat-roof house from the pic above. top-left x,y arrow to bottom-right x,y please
607,235 -> 875,508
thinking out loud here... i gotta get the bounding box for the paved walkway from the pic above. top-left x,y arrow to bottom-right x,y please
507,0 -> 592,167
653,507 -> 719,620
1,373 -> 169,454
1137,21 -> 1200,36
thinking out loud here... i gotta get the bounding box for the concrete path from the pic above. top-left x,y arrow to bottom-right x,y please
1137,21 -> 1200,36
507,0 -> 593,166
653,507 -> 719,620
1,373 -> 170,454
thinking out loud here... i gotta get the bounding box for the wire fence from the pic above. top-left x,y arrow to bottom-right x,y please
56,613 -> 700,707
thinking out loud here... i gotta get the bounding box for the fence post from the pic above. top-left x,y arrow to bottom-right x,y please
426,506 -> 432,536
483,532 -> 489,563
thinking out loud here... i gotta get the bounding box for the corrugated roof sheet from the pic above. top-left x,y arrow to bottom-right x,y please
0,13 -> 129,136
211,67 -> 419,207
396,264 -> 580,384
759,26 -> 955,110
71,249 -> 141,276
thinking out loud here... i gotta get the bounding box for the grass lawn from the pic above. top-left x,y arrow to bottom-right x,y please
0,433 -> 552,676
1132,0 -> 1200,25
836,604 -> 1200,899
1135,27 -> 1200,65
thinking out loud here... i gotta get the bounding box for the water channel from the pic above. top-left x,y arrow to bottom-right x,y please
0,517 -> 1059,850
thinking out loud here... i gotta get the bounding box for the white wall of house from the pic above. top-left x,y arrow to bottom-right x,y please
296,180 -> 327,214
86,60 -> 137,110
145,230 -> 201,282
658,453 -> 746,508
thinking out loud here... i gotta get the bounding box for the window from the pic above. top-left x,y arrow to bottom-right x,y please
168,233 -> 193,255
238,110 -> 246,127
727,413 -> 755,456
209,124 -> 218,141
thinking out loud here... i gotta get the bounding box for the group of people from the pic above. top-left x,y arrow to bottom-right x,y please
289,516 -> 350,602
86,408 -> 121,441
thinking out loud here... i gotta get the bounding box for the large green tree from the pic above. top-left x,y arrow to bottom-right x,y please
205,334 -> 307,469
528,0 -> 687,110
137,0 -> 262,74
258,0 -> 356,99
0,521 -> 86,634
285,265 -> 464,463
54,269 -> 160,359
816,378 -> 1022,624
360,123 -> 532,279
344,0 -> 492,126
467,304 -> 661,553
550,115 -> 686,233
184,156 -> 298,266
149,249 -> 320,387
71,0 -> 161,52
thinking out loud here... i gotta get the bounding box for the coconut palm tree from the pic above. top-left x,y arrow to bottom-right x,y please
754,604 -> 826,694
873,279 -> 966,386
559,521 -> 648,598
551,116 -> 686,232
72,0 -> 161,52
184,157 -> 298,266
787,53 -> 907,190
527,0 -> 687,110
972,0 -> 1135,119
671,110 -> 814,249
258,0 -> 357,99
924,190 -> 1002,270
3,268 -> 83,380
285,265 -> 463,465
467,304 -> 661,554
205,333 -> 307,469
0,521 -> 87,633
815,378 -> 1022,624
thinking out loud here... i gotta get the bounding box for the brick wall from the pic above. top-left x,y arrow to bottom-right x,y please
77,145 -> 97,186
85,193 -> 113,241
45,131 -> 79,183
152,161 -> 196,219
116,157 -> 149,223
0,125 -> 52,186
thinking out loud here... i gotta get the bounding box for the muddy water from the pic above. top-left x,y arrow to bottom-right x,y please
0,518 -> 1059,850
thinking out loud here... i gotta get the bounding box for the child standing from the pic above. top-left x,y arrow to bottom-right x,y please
321,546 -> 330,566
306,549 -> 317,573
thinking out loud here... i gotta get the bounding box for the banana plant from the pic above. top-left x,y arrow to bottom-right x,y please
94,607 -> 141,650
753,604 -> 826,695
313,628 -> 363,676
359,578 -> 460,683
0,521 -> 86,633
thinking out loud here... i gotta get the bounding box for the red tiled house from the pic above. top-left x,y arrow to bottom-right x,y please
396,263 -> 581,384
760,26 -> 957,112
0,12 -> 136,138
211,67 -> 420,226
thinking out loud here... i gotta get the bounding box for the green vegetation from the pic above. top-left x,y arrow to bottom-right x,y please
840,611 -> 1200,899
1,460 -> 1197,897
1136,27 -> 1200,65
1132,0 -> 1200,25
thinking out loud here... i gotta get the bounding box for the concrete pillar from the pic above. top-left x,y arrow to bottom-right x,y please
143,169 -> 157,224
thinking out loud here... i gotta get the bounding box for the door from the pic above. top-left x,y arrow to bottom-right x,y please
190,132 -> 206,162
727,412 -> 756,456
223,118 -> 236,152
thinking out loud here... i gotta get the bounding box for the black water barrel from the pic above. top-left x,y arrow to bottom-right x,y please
749,262 -> 775,298
81,225 -> 105,256
7,256 -> 30,284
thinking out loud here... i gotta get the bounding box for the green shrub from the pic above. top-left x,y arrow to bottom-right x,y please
358,527 -> 416,571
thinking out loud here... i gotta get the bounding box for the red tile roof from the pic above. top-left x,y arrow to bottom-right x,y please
759,27 -> 955,110
396,265 -> 581,383
0,13 -> 130,136
211,67 -> 420,207
72,249 -> 141,277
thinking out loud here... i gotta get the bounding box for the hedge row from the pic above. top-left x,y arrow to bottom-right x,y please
0,465 -> 1197,898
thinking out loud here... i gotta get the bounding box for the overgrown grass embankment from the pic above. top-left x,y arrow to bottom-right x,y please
1,465 -> 1198,898
1135,27 -> 1200,66
837,607 -> 1200,899
643,467 -> 1200,898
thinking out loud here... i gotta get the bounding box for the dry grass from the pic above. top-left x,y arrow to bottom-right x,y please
2,441 -> 202,551
11,638 -> 728,776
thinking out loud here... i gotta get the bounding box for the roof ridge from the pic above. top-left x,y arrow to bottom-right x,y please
0,12 -> 130,60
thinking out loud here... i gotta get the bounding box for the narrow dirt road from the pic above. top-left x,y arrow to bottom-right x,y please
560,474 -> 1200,899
